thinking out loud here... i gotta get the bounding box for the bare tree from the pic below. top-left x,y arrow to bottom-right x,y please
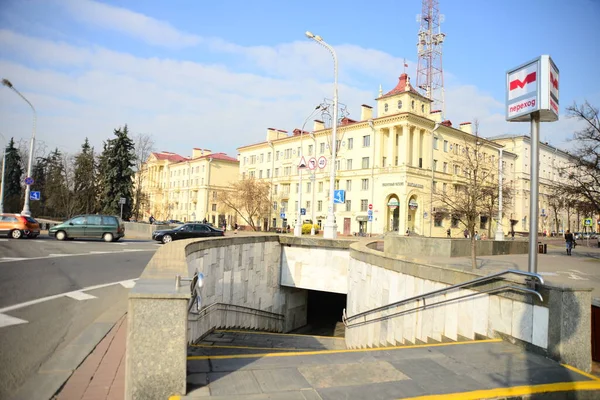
481,179 -> 513,239
217,178 -> 271,231
133,133 -> 155,220
433,133 -> 497,270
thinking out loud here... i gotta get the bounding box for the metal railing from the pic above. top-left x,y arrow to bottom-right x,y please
194,302 -> 285,322
342,269 -> 544,328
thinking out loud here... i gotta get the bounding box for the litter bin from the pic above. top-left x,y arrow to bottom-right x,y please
538,242 -> 547,254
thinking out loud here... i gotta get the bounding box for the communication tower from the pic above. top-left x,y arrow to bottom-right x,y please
416,0 -> 446,117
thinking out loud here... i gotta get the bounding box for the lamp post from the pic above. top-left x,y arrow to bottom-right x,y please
2,79 -> 37,216
368,119 -> 376,237
0,134 -> 6,214
309,132 -> 317,235
306,31 -> 339,239
429,122 -> 441,237
294,105 -> 322,237
495,148 -> 505,241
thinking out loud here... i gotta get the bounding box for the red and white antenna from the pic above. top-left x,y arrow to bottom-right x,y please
416,0 -> 446,117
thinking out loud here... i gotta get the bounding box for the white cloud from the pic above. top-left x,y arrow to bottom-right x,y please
58,0 -> 201,48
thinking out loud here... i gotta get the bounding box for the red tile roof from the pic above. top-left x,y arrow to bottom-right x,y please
196,152 -> 238,163
152,152 -> 188,162
381,73 -> 422,98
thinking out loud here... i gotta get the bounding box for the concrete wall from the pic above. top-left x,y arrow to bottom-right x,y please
346,241 -> 592,372
279,236 -> 354,294
384,235 -> 529,257
123,222 -> 178,239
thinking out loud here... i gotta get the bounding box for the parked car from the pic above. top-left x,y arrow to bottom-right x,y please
49,214 -> 125,242
0,213 -> 40,239
152,223 -> 224,244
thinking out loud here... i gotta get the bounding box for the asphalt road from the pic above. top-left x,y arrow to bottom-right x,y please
0,236 -> 158,399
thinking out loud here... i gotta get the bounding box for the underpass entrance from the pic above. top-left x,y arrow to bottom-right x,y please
292,289 -> 346,337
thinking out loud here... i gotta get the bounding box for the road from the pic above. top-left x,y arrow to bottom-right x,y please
0,236 -> 159,399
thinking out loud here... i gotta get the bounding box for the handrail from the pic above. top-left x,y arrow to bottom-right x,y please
343,269 -> 544,325
192,302 -> 285,321
344,285 -> 542,328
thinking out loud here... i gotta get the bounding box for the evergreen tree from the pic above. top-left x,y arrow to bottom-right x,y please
99,125 -> 136,219
73,138 -> 97,214
30,159 -> 47,216
44,148 -> 71,218
3,138 -> 24,212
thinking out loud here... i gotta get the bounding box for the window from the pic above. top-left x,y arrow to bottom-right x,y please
275,168 -> 279,177
361,178 -> 369,191
345,200 -> 352,212
346,180 -> 352,191
284,166 -> 291,176
433,181 -> 437,193
363,135 -> 371,147
336,160 -> 341,171
384,103 -> 389,112
320,143 -> 325,154
70,216 -> 86,225
295,183 -> 299,193
443,162 -> 448,173
318,182 -> 323,192
335,180 -> 340,190
212,204 -> 217,211
275,151 -> 280,161
397,100 -> 403,109
451,215 -> 459,228
362,157 -> 370,169
434,137 -> 439,149
348,138 -> 353,149
274,184 -> 278,194
454,165 -> 459,175
249,171 -> 255,178
360,199 -> 368,211
346,159 -> 353,170
306,200 -> 311,209
308,144 -> 313,156
480,216 -> 488,229
285,149 -> 292,159
194,224 -> 211,232
382,156 -> 386,166
250,155 -> 256,164
295,201 -> 299,210
318,200 -> 323,211
87,215 -> 102,225
267,152 -> 271,162
411,100 -> 415,109
259,170 -> 263,179
433,160 -> 438,171
434,213 -> 443,227
282,184 -> 290,194
443,183 -> 447,194
260,153 -> 264,163
421,104 -> 425,112
444,140 -> 448,152
267,169 -> 271,178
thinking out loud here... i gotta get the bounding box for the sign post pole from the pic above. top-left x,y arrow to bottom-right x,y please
528,112 -> 540,274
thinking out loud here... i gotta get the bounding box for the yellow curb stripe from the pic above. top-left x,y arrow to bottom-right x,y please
562,363 -> 600,381
187,338 -> 503,360
213,329 -> 345,340
399,381 -> 600,400
168,396 -> 181,400
189,343 -> 314,351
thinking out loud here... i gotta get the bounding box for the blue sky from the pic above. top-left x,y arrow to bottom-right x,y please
1,0 -> 599,158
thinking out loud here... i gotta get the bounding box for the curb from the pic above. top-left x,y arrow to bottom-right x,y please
9,300 -> 127,400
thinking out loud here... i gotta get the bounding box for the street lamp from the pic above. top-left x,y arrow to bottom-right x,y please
429,122 -> 441,237
368,119 -> 376,237
0,133 -> 7,214
2,79 -> 37,216
495,148 -> 505,241
306,31 -> 339,239
294,105 -> 322,237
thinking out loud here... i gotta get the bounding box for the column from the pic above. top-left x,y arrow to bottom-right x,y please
400,125 -> 410,166
412,128 -> 420,167
387,127 -> 395,167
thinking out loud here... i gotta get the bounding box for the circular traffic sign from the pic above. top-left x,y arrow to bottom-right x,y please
317,156 -> 327,169
368,204 -> 373,210
24,177 -> 34,185
308,157 -> 317,170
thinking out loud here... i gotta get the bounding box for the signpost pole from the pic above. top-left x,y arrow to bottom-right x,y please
528,112 -> 541,274
120,203 -> 124,220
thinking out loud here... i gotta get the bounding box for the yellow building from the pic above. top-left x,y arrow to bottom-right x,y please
139,148 -> 239,226
237,73 -> 519,237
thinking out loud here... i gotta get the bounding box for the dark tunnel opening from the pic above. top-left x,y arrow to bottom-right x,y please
292,289 -> 347,337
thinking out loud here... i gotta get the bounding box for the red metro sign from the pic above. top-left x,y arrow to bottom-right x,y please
506,55 -> 559,123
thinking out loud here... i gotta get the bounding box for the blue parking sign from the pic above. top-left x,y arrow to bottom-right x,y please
30,191 -> 41,201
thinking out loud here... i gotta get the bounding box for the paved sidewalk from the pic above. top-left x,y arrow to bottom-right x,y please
56,315 -> 126,400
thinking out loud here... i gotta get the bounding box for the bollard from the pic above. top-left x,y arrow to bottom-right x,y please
544,243 -> 547,254
538,242 -> 543,254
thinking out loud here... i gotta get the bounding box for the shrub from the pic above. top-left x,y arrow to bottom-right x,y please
302,223 -> 319,234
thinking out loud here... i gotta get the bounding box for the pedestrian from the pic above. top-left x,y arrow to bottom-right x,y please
202,218 -> 207,224
510,230 -> 515,240
405,229 -> 410,236
463,229 -> 468,239
234,223 -> 238,234
565,229 -> 575,256
149,215 -> 155,224
446,228 -> 451,238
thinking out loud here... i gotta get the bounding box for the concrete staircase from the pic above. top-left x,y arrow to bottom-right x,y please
180,329 -> 600,399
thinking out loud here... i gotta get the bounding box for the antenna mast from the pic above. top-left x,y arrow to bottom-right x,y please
416,0 -> 446,117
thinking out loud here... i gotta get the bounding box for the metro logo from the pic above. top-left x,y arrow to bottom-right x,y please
550,72 -> 559,90
510,72 -> 537,91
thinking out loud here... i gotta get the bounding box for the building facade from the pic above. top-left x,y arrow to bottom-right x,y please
237,73 -> 519,237
139,148 -> 239,226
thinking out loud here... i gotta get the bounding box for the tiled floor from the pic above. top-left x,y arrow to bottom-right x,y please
56,315 -> 126,400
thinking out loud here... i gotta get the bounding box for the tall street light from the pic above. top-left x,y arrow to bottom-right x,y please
2,79 -> 37,216
0,133 -> 7,214
306,31 -> 338,239
294,105 -> 322,237
429,122 -> 441,237
495,148 -> 505,241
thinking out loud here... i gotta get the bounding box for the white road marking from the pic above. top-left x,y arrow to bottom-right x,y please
65,291 -> 97,301
0,249 -> 155,263
0,278 -> 140,314
0,313 -> 28,328
538,272 -> 558,276
120,280 -> 136,288
0,238 -> 9,242
89,251 -> 111,254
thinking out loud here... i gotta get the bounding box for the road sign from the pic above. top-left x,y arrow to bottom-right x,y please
308,157 -> 317,170
333,190 -> 345,204
280,213 -> 286,219
368,204 -> 373,210
298,156 -> 307,169
119,197 -> 126,205
367,210 -> 373,217
368,215 -> 373,222
584,218 -> 593,227
30,191 -> 41,201
317,156 -> 327,169
24,177 -> 34,185
301,208 -> 306,216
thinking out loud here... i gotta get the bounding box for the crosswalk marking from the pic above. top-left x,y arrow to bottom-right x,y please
65,291 -> 97,301
120,280 -> 136,288
0,313 -> 28,328
0,257 -> 27,261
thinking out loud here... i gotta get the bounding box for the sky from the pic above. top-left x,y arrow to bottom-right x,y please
0,0 -> 599,159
